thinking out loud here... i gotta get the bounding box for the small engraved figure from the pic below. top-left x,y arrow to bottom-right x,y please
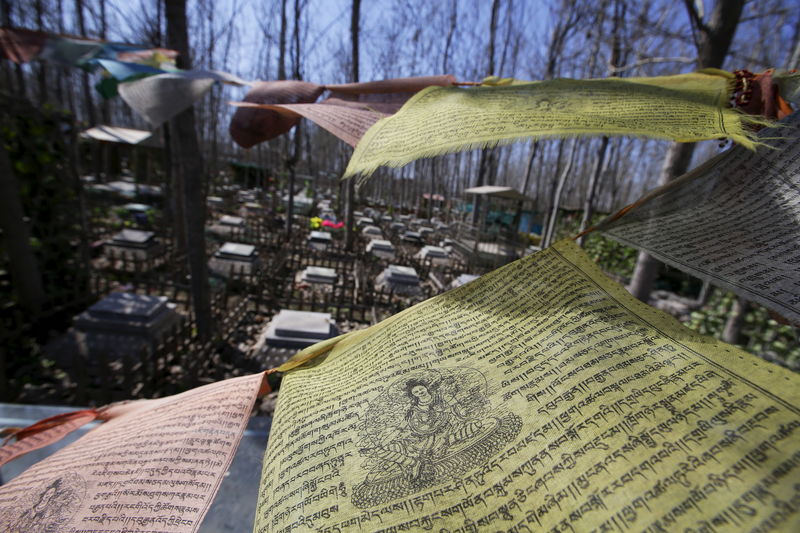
353,368 -> 521,508
3,472 -> 85,532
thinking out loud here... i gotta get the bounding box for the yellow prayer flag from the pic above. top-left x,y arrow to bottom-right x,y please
344,72 -> 765,184
254,239 -> 800,532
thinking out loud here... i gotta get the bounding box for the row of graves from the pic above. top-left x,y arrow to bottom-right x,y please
243,199 -> 487,369
32,179 -> 487,405
29,183 -> 263,404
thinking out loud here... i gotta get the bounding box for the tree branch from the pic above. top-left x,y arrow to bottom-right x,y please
608,56 -> 694,73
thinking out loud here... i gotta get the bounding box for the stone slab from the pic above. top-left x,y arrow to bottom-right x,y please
218,242 -> 256,258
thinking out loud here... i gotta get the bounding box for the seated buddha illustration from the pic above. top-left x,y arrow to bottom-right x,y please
353,367 -> 521,508
2,473 -> 85,532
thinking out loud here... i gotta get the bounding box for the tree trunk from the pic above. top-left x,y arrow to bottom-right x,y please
278,0 -> 288,81
76,0 -> 96,125
0,147 -> 45,314
577,0 -> 623,246
99,0 -> 111,123
344,0 -> 360,251
513,140 -> 538,234
628,0 -> 745,301
165,0 -> 213,340
471,0 -> 502,227
576,136 -> 609,246
722,297 -> 749,345
627,142 -> 695,299
542,140 -> 577,248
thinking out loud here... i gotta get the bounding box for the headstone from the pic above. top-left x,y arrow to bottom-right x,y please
361,225 -> 383,238
356,217 -> 375,228
307,230 -> 333,251
74,292 -> 180,359
265,310 -> 339,349
416,245 -> 450,265
419,226 -> 434,237
380,215 -> 393,223
287,195 -> 313,215
450,273 -> 480,289
390,222 -> 407,233
219,242 -> 256,258
209,242 -> 259,277
220,215 -> 245,227
301,266 -> 338,284
243,202 -> 264,215
122,203 -> 152,214
105,229 -> 160,261
207,195 -> 225,208
366,239 -> 395,259
376,264 -> 422,296
401,230 -> 422,244
387,264 -> 420,284
108,181 -> 137,198
209,215 -> 246,239
237,190 -> 257,203
320,210 -> 337,221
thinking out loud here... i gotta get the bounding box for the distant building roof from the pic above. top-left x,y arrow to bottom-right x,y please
81,125 -> 161,147
464,185 -> 530,201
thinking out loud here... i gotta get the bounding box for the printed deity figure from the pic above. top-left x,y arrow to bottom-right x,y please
353,367 -> 521,508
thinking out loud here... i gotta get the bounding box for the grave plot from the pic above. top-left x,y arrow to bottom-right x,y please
103,229 -> 165,269
208,214 -> 247,240
366,239 -> 396,260
209,242 -> 261,279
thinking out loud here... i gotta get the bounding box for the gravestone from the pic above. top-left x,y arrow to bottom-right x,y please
419,226 -> 434,239
356,217 -> 375,228
416,245 -> 450,265
376,264 -> 422,296
209,242 -> 259,278
301,266 -> 338,285
243,202 -> 264,216
366,239 -> 396,260
209,215 -> 246,239
264,310 -> 339,349
307,230 -> 333,251
288,195 -> 313,215
237,190 -> 257,203
220,215 -> 245,227
104,229 -> 161,261
74,292 -> 180,359
361,225 -> 383,238
122,203 -> 152,214
401,230 -> 423,244
450,273 -> 480,288
207,196 -> 225,208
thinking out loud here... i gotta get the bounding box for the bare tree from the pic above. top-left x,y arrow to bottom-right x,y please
470,0 -> 501,226
165,0 -> 213,340
628,0 -> 746,301
343,0 -> 360,251
577,0 -> 625,246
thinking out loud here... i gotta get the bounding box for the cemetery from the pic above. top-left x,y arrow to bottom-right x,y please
1,1 -> 799,532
